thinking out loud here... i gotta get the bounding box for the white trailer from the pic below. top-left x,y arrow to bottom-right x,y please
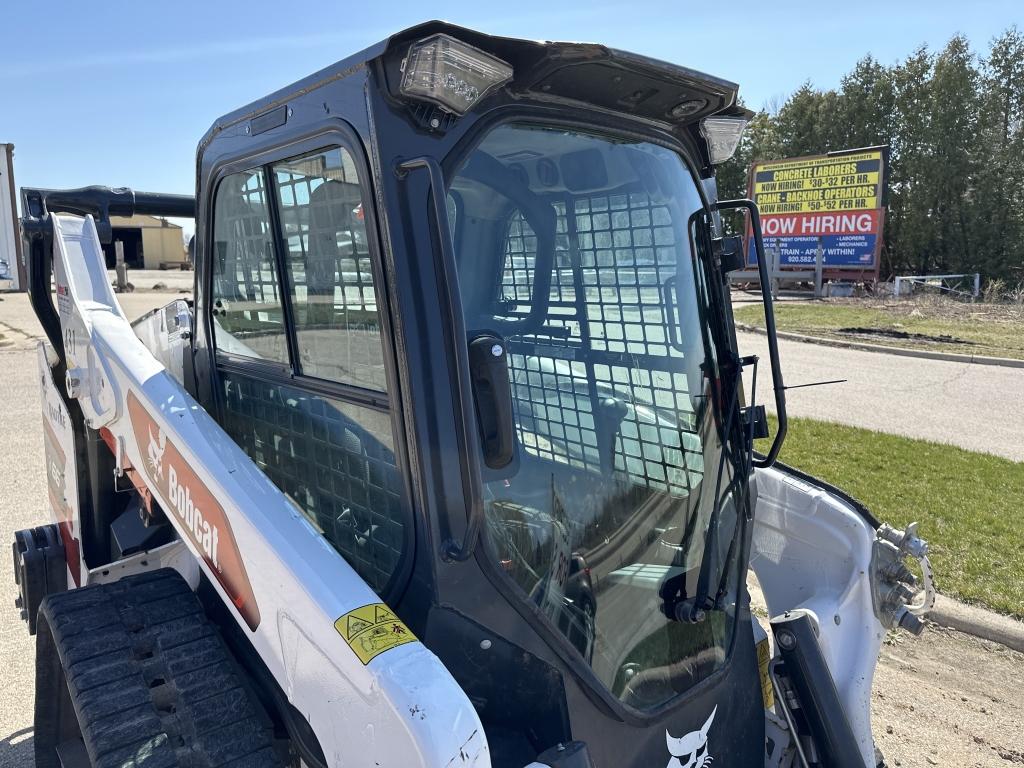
0,143 -> 24,290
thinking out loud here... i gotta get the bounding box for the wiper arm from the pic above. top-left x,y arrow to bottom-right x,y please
675,354 -> 758,623
712,357 -> 760,609
670,353 -> 743,621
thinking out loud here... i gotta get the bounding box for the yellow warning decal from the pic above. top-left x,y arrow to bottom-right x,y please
756,637 -> 775,710
334,603 -> 417,665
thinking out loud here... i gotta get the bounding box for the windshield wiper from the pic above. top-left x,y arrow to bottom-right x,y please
712,356 -> 761,608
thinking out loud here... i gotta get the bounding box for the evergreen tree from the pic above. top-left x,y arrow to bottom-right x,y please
717,29 -> 1024,283
975,27 -> 1024,281
927,35 -> 980,273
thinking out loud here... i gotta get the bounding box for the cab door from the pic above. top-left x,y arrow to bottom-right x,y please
200,135 -> 415,602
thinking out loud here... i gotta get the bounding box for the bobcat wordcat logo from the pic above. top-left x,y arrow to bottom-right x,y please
127,391 -> 260,630
147,421 -> 220,568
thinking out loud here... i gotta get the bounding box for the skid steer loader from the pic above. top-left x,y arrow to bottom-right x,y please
13,21 -> 934,768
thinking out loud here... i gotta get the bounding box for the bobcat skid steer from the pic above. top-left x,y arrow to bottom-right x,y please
14,21 -> 934,768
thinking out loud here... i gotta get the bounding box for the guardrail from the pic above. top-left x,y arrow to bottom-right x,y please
893,273 -> 980,299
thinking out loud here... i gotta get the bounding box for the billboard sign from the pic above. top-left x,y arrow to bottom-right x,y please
747,147 -> 887,273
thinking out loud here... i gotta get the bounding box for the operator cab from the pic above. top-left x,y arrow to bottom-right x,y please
191,22 -> 764,768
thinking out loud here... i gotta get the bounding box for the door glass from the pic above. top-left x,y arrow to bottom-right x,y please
448,124 -> 740,711
211,169 -> 288,363
272,147 -> 388,391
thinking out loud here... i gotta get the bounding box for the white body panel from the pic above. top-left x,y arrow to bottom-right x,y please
37,343 -> 87,584
750,466 -> 881,768
47,213 -> 489,768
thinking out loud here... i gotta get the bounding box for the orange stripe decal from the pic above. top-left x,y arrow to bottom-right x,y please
127,392 -> 260,630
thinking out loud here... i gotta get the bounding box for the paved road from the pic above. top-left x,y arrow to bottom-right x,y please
737,330 -> 1024,462
0,343 -> 52,765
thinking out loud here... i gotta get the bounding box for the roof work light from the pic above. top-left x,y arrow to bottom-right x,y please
700,117 -> 748,164
400,34 -> 514,115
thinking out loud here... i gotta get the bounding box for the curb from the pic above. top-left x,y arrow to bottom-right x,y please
735,323 -> 1024,369
928,594 -> 1024,653
750,576 -> 1024,654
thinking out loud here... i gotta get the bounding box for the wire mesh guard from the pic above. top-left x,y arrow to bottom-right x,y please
499,191 -> 705,497
274,149 -> 387,390
221,371 -> 405,594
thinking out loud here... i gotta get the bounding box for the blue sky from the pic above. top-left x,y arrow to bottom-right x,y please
1,0 -> 1018,234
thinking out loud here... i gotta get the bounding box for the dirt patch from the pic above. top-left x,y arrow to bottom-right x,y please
837,326 -> 975,346
836,295 -> 1024,326
872,625 -> 1024,767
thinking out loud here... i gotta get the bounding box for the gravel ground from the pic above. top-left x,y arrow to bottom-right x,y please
872,626 -> 1024,766
105,267 -> 193,293
0,291 -> 1021,765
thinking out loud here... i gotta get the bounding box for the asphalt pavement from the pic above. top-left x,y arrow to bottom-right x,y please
737,329 -> 1024,462
0,343 -> 50,765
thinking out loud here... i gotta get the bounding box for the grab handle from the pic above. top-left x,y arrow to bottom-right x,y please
714,198 -> 787,467
396,156 -> 484,561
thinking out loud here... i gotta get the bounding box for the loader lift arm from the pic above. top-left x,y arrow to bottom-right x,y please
21,186 -> 195,364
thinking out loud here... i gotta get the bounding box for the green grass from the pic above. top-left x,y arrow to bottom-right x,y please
759,415 -> 1024,618
734,301 -> 1024,360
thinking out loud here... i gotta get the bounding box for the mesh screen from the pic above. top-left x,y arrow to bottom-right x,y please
220,371 -> 405,593
500,192 -> 703,497
274,148 -> 388,390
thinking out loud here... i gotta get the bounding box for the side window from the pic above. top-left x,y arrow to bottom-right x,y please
211,170 -> 288,363
209,146 -> 409,596
272,147 -> 387,391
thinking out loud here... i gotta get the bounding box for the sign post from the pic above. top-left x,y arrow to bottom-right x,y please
746,146 -> 887,285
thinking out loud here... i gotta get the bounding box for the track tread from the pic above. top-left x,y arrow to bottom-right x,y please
37,568 -> 280,767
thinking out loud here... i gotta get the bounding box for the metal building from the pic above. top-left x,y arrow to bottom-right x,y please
104,214 -> 188,270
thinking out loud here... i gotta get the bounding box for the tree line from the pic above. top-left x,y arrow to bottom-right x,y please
717,27 -> 1024,284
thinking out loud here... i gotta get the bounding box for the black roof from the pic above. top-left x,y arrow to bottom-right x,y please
201,20 -> 743,147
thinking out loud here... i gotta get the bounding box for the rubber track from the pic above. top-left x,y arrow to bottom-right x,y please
37,568 -> 281,767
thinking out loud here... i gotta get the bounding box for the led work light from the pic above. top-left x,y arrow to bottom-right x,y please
400,34 -> 513,115
699,117 -> 748,164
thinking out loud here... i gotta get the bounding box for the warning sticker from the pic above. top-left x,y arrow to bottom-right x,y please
334,603 -> 417,665
756,637 -> 775,710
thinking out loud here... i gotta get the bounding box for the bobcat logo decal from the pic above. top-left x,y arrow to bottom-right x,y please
666,706 -> 716,768
147,425 -> 167,480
